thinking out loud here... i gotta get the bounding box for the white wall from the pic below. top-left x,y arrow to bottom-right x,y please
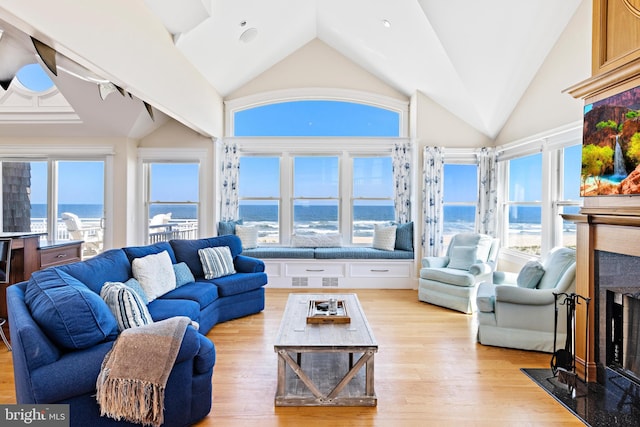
494,0 -> 591,145
226,39 -> 407,105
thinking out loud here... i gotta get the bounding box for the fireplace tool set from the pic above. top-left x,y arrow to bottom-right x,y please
550,292 -> 591,394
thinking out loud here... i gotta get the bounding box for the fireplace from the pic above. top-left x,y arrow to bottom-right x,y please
596,250 -> 640,386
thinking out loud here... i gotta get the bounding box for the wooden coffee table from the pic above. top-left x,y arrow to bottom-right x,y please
274,293 -> 378,406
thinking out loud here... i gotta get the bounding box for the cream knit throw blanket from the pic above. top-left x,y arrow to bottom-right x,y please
96,316 -> 191,427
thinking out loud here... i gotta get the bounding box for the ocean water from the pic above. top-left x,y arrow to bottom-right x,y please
30,204 -> 549,238
31,204 -> 197,220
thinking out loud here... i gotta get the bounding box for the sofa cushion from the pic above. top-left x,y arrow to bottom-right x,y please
199,246 -> 236,279
57,249 -> 131,294
100,281 -> 154,331
210,272 -> 268,297
160,281 -> 219,309
517,261 -> 545,289
395,221 -> 414,251
123,241 -> 177,264
132,250 -> 176,302
373,224 -> 396,251
235,225 -> 258,249
147,298 -> 201,323
174,262 -> 195,287
447,246 -> 477,270
170,235 -> 243,278
24,269 -> 118,350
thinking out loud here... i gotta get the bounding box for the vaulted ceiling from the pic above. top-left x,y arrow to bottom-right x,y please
0,0 -> 584,139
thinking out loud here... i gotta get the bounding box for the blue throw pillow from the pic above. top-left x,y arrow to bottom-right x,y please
174,262 -> 195,287
25,269 -> 118,350
517,261 -> 545,289
394,222 -> 414,251
124,277 -> 149,304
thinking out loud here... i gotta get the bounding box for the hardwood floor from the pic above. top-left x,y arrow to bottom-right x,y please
0,289 -> 582,426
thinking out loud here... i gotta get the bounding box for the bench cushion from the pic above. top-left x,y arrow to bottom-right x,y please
243,247 -> 315,259
314,247 -> 414,259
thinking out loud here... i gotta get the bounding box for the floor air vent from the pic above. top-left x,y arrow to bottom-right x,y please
292,277 -> 308,287
322,277 -> 339,287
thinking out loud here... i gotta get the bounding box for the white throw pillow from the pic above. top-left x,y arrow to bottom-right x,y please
236,225 -> 258,249
131,250 -> 176,302
372,224 -> 397,251
198,246 -> 236,279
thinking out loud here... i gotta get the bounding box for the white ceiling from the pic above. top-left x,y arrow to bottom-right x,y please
0,0 -> 584,139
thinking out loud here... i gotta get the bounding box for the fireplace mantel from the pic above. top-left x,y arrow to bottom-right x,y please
565,207 -> 640,383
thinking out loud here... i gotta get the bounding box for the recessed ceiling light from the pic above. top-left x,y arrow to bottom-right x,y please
239,27 -> 258,43
382,19 -> 391,28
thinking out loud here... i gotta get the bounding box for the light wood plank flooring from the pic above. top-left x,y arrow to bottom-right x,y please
0,289 -> 581,426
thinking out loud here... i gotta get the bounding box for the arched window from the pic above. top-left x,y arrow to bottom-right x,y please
223,93 -> 410,245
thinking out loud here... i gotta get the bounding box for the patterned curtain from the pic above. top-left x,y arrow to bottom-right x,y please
475,147 -> 498,236
220,141 -> 240,221
422,146 -> 444,257
392,141 -> 412,223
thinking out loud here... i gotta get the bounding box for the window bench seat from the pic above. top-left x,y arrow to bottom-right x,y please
243,246 -> 414,260
242,246 -> 416,289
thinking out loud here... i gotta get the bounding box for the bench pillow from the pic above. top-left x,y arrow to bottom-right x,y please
373,224 -> 396,251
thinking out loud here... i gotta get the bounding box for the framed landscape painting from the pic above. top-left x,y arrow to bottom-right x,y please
581,85 -> 640,196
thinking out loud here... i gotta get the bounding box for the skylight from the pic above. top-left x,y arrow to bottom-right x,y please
15,63 -> 54,92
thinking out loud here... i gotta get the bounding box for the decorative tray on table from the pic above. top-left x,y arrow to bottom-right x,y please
306,299 -> 350,324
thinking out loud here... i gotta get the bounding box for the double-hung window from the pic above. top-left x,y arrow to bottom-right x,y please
443,163 -> 478,247
352,156 -> 394,244
293,156 -> 339,235
238,156 -> 281,243
505,152 -> 543,255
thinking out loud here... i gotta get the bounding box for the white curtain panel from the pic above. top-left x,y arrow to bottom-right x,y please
475,147 -> 498,236
422,146 -> 444,257
220,142 -> 240,221
392,141 -> 412,223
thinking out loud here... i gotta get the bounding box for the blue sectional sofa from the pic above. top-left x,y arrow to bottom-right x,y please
8,235 -> 267,427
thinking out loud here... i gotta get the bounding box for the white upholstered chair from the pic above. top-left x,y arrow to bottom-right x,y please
476,247 -> 576,352
418,233 -> 500,314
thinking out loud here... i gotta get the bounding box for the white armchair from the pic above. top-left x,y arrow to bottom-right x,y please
476,247 -> 576,352
418,233 -> 500,314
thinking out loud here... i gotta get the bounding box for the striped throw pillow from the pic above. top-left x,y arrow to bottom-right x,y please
198,246 -> 236,279
100,281 -> 153,332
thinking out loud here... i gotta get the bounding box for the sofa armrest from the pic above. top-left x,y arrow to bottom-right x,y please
495,286 -> 557,306
492,271 -> 518,285
234,254 -> 265,273
469,262 -> 492,276
421,256 -> 449,268
194,333 -> 216,374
